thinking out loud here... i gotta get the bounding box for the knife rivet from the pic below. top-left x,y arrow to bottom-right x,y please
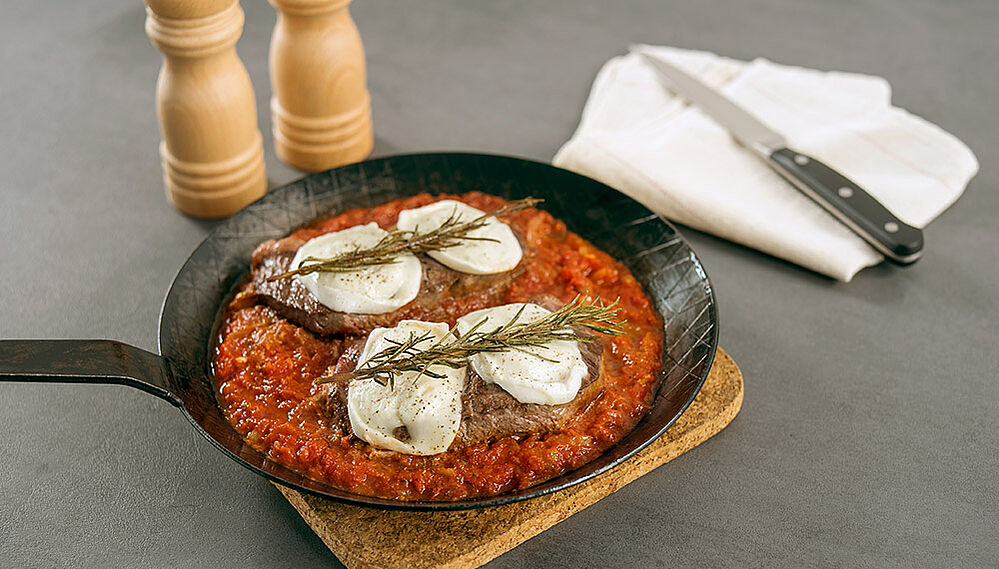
884,222 -> 899,233
838,187 -> 854,198
794,154 -> 809,165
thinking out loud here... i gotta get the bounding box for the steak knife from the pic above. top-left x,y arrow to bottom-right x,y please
637,50 -> 923,264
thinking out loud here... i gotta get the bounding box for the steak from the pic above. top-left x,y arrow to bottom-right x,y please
454,336 -> 603,446
248,234 -> 526,336
319,332 -> 604,448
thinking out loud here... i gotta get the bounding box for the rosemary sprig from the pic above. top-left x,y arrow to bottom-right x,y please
315,295 -> 625,387
267,197 -> 542,282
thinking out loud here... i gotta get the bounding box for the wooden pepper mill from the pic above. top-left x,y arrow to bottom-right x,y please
269,0 -> 374,172
145,0 -> 267,218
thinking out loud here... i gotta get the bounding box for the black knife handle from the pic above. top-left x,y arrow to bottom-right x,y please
768,148 -> 923,265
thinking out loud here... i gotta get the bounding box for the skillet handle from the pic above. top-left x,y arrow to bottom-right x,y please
0,339 -> 181,406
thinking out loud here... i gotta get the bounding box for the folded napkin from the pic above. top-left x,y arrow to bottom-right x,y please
553,45 -> 979,281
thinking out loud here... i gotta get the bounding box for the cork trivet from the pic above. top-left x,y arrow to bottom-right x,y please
276,347 -> 743,569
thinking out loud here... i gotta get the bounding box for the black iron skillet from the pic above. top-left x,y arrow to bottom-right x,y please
0,153 -> 718,510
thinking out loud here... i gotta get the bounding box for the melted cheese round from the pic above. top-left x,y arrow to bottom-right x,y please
456,303 -> 587,405
292,223 -> 421,314
347,321 -> 464,455
395,200 -> 522,275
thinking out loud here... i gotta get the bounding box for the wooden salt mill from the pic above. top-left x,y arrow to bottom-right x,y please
145,0 -> 267,218
269,0 -> 374,172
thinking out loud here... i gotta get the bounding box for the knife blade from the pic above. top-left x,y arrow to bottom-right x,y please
636,49 -> 923,265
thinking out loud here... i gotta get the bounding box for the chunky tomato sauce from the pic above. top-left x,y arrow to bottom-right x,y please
212,192 -> 663,501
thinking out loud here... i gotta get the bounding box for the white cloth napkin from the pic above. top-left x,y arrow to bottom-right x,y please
553,45 -> 979,281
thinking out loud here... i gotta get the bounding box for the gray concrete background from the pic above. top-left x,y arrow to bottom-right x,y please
1,1 -> 996,567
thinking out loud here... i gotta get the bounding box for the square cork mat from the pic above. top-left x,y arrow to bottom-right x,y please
275,347 -> 743,569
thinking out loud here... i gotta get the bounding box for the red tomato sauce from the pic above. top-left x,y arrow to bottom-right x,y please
212,192 -> 663,501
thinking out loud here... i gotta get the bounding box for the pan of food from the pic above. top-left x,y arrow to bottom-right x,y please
0,153 -> 717,510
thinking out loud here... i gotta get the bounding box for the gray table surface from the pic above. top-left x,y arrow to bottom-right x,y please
1,1 -> 996,567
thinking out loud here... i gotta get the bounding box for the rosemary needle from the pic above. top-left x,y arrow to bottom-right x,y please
267,197 -> 542,282
315,295 -> 625,387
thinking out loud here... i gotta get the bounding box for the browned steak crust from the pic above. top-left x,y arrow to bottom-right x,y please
248,235 -> 525,336
455,337 -> 603,446
319,334 -> 604,448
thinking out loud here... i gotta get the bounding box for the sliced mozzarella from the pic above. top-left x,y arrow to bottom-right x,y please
456,303 -> 587,405
347,321 -> 464,455
292,223 -> 421,314
396,200 -> 522,275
